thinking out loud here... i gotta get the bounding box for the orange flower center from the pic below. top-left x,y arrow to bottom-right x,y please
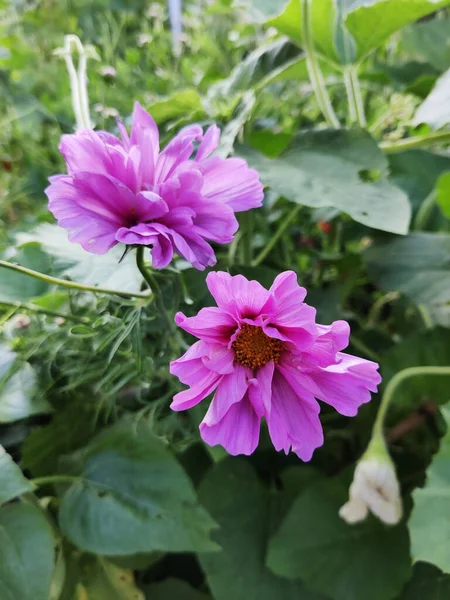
232,324 -> 283,369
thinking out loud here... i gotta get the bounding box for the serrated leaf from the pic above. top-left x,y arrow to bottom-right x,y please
267,478 -> 411,600
365,232 -> 450,304
409,404 -> 450,573
0,444 -> 33,503
198,459 -> 326,600
0,502 -> 55,600
57,420 -> 218,556
413,67 -> 450,129
345,0 -> 450,63
380,328 -> 450,415
241,129 -> 411,234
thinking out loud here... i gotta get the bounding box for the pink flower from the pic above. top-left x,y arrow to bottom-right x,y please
170,271 -> 381,460
45,103 -> 263,270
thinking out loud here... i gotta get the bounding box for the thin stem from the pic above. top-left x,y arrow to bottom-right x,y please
414,189 -> 437,230
252,205 -> 301,267
417,304 -> 434,329
350,69 -> 366,128
344,69 -> 357,124
349,335 -> 381,362
135,247 -> 176,341
366,291 -> 400,329
241,211 -> 254,264
380,131 -> 450,154
0,300 -> 89,323
300,0 -> 340,129
0,260 -> 151,299
373,366 -> 450,437
32,475 -> 79,488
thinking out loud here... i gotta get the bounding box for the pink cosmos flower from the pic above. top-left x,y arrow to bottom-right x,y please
45,103 -> 263,270
170,271 -> 381,460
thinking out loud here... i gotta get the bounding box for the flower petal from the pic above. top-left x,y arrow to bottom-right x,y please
155,124 -> 203,183
206,272 -> 270,318
200,156 -> 264,212
170,340 -> 211,386
170,370 -> 221,411
248,361 -> 274,418
267,369 -> 323,462
200,393 -> 260,456
202,365 -> 249,426
196,125 -> 220,162
174,308 -> 237,343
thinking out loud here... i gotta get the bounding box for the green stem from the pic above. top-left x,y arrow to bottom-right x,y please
252,205 -> 301,267
0,300 -> 89,323
0,259 -> 150,300
349,335 -> 381,362
344,69 -> 357,124
414,189 -> 437,230
300,0 -> 340,129
366,291 -> 400,329
380,131 -> 450,154
350,68 -> 366,127
373,366 -> 450,437
135,246 -> 176,341
241,211 -> 254,264
32,475 -> 79,488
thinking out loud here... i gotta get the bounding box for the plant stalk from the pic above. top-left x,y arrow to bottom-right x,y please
380,131 -> 450,154
252,205 -> 301,267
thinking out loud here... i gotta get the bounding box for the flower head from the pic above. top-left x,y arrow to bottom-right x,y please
45,102 -> 263,270
339,457 -> 403,525
170,271 -> 381,459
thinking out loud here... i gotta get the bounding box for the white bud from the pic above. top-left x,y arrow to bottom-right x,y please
339,458 -> 403,526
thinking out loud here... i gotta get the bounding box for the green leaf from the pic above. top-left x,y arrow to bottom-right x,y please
345,0 -> 450,63
146,89 -> 203,124
0,502 -> 55,600
57,420 -> 218,556
0,243 -> 50,302
380,328 -> 450,414
437,171 -> 450,218
198,459 -> 326,600
247,0 -> 289,20
409,404 -> 450,573
17,224 -> 143,294
77,556 -> 144,600
365,232 -> 450,304
402,19 -> 450,72
143,579 -> 211,600
267,478 -> 411,600
396,562 -> 450,599
240,129 -> 411,234
0,444 -> 33,503
413,67 -> 450,129
0,346 -> 51,423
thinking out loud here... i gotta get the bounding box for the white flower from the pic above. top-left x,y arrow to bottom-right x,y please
98,65 -> 117,78
339,458 -> 403,525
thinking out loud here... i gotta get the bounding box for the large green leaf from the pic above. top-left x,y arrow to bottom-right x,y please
267,478 -> 411,600
76,556 -> 144,600
365,232 -> 450,304
57,420 -> 218,556
345,0 -> 450,63
0,444 -> 33,504
240,129 -> 411,234
0,502 -> 55,600
143,579 -> 211,600
380,328 -> 450,415
397,562 -> 450,599
0,346 -> 51,424
0,243 -> 50,302
402,19 -> 450,72
409,405 -> 450,573
413,68 -> 450,129
18,224 -> 143,294
198,459 -> 326,600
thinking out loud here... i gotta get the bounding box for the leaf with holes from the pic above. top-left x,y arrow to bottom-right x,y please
240,129 -> 411,234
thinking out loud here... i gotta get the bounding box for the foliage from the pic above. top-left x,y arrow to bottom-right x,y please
1,0 -> 450,598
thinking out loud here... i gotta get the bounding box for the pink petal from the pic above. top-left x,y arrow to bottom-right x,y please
174,308 -> 237,344
309,353 -> 381,417
200,393 -> 260,456
206,272 -> 270,318
304,321 -> 351,367
248,361 -> 274,418
170,370 -> 221,411
202,365 -> 249,426
170,340 -> 212,386
155,125 -> 203,183
196,125 -> 220,162
129,102 -> 160,155
200,156 -> 264,212
202,346 -> 235,374
267,369 -> 323,462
